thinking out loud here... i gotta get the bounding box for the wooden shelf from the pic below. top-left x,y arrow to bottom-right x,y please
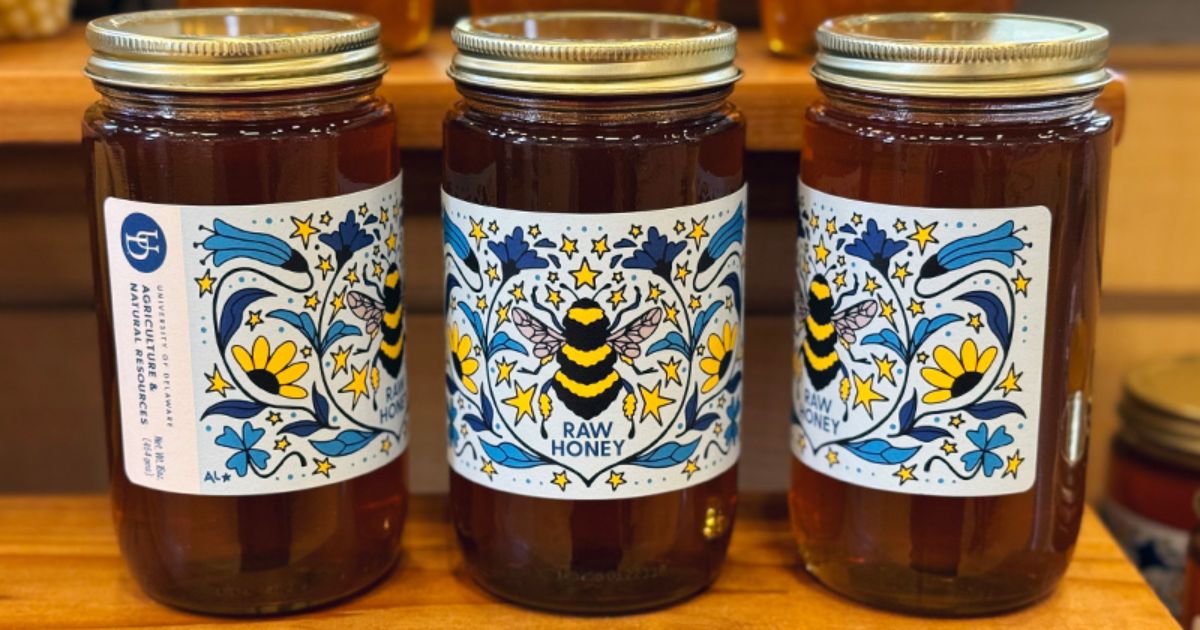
0,493 -> 1175,628
0,25 -> 1126,149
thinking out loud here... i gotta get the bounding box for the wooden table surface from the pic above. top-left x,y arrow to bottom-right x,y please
0,493 -> 1174,628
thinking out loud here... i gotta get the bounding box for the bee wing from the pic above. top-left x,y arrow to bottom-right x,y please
832,299 -> 879,344
608,307 -> 664,359
346,291 -> 383,335
510,307 -> 565,359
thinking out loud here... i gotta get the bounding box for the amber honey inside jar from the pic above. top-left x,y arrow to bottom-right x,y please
84,9 -> 408,615
789,13 -> 1112,615
442,12 -> 745,613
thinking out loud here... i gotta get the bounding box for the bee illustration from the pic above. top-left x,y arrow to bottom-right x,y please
346,263 -> 405,377
798,273 -> 877,391
510,293 -> 662,432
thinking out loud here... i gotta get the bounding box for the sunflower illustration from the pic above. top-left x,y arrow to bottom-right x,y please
700,322 -> 738,393
449,324 -> 480,394
921,338 -> 997,404
231,337 -> 309,399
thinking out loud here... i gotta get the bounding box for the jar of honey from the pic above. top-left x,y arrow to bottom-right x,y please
84,9 -> 408,614
1104,357 -> 1200,619
1183,493 -> 1200,626
758,0 -> 1016,56
442,12 -> 745,613
789,14 -> 1112,614
470,1 -> 717,19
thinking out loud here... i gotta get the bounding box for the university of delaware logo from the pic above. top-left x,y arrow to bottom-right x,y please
120,212 -> 166,273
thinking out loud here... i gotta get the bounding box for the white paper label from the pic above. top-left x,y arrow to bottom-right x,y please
443,188 -> 746,500
104,174 -> 408,495
791,183 -> 1050,497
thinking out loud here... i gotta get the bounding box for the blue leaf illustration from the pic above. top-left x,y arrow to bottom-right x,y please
313,390 -> 330,425
908,426 -> 953,442
632,438 -> 701,468
684,390 -> 699,423
720,272 -> 743,315
724,371 -> 743,393
279,420 -> 323,437
698,204 -> 745,273
534,238 -> 555,248
862,329 -> 907,359
445,374 -> 459,396
311,429 -> 378,456
463,414 -> 490,433
647,331 -> 689,356
843,439 -> 920,465
965,400 -> 1026,420
488,331 -> 529,356
957,291 -> 1011,348
691,301 -> 723,343
480,440 -> 546,469
896,393 -> 918,434
267,309 -> 319,347
481,394 -> 494,424
692,413 -> 721,432
320,320 -> 362,354
201,400 -> 265,420
910,314 -> 964,349
456,301 -> 486,344
442,213 -> 479,272
613,238 -> 637,248
217,288 -> 273,350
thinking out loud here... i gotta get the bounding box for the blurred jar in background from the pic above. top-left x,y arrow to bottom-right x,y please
470,0 -> 717,19
1183,495 -> 1200,628
1104,357 -> 1200,620
758,0 -> 1014,56
177,0 -> 433,54
0,0 -> 72,40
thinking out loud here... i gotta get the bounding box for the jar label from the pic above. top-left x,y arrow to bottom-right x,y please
791,183 -> 1051,497
442,188 -> 746,499
103,174 -> 408,495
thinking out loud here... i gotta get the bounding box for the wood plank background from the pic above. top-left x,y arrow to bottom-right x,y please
1,47 -> 1199,506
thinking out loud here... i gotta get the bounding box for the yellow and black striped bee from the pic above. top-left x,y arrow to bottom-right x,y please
511,296 -> 662,424
798,273 -> 877,391
346,263 -> 405,377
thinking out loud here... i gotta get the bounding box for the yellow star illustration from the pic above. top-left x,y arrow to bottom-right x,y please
551,470 -> 570,491
379,206 -> 389,223
380,437 -> 392,454
274,437 -> 290,451
304,291 -> 320,310
851,213 -> 863,226
879,299 -> 896,324
609,289 -> 625,307
908,221 -> 939,253
509,283 -> 525,302
487,220 -> 499,234
607,470 -> 626,490
967,313 -> 984,332
343,265 -> 359,286
267,411 -> 283,425
660,358 -> 682,385
319,211 -> 333,225
372,261 -> 384,279
996,365 -> 1023,396
908,298 -> 925,316
682,458 -> 700,479
893,219 -> 907,233
808,213 -> 819,229
689,296 -> 701,311
648,283 -> 664,301
469,218 -> 486,245
301,346 -> 312,358
629,225 -> 642,237
639,383 -> 675,424
486,265 -> 499,283
196,269 -> 215,296
834,272 -> 847,288
949,414 -> 964,428
674,220 -> 687,234
547,289 -> 563,307
894,464 -> 918,485
246,310 -> 262,330
571,259 -> 599,288
675,264 -> 691,282
1004,450 -> 1025,478
825,448 -> 839,466
865,276 -> 880,294
1014,271 -> 1032,296
206,366 -> 232,397
825,218 -> 837,236
314,458 -> 335,477
339,363 -> 370,408
481,460 -> 497,479
358,203 -> 369,217
496,360 -> 515,384
941,440 -> 958,455
529,224 -> 541,238
592,236 -> 610,257
688,219 -> 709,245
476,296 -> 487,311
814,238 -> 831,264
893,262 -> 911,285
497,303 -> 511,324
852,373 -> 887,417
503,382 -> 536,425
331,289 -> 346,316
664,303 -> 679,325
316,255 -> 334,279
873,354 -> 897,384
560,236 -> 578,259
290,213 -> 318,248
385,233 -> 397,251
917,351 -> 930,363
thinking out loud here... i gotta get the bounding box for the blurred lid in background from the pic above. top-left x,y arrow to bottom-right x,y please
1121,356 -> 1200,469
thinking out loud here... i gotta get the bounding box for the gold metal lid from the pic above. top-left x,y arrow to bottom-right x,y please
1120,357 -> 1200,467
448,12 -> 741,96
814,13 -> 1110,98
85,8 -> 386,93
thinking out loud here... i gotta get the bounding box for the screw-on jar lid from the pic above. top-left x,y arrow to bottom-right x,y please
814,13 -> 1110,98
85,8 -> 387,93
1121,357 -> 1200,469
448,11 -> 741,96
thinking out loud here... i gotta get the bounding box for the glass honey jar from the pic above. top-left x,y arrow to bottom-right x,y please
84,9 -> 409,614
442,12 -> 745,613
1104,357 -> 1200,619
789,13 -> 1113,615
470,0 -> 717,19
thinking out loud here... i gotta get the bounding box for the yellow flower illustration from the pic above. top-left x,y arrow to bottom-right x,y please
921,338 -> 997,404
449,324 -> 480,394
699,322 -> 737,393
231,336 -> 308,399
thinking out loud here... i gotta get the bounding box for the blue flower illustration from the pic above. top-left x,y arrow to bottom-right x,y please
622,227 -> 686,279
961,422 -> 1014,477
214,421 -> 270,477
201,219 -> 306,272
921,221 -> 1027,278
845,219 -> 907,274
487,227 -> 548,279
319,211 -> 376,267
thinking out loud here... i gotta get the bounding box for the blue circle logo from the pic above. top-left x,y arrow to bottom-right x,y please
120,212 -> 167,273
